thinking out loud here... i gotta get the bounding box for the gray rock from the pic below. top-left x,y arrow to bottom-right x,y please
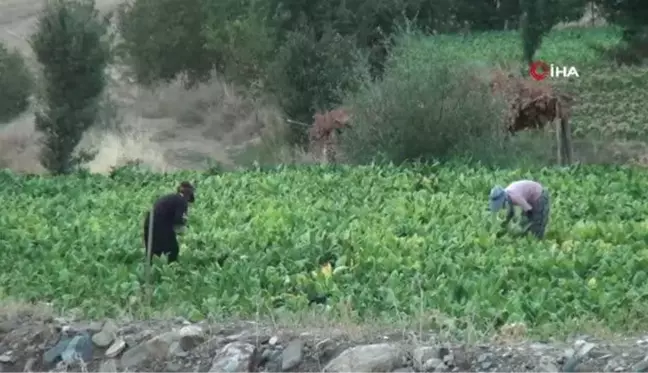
315,338 -> 338,361
576,342 -> 596,358
167,362 -> 183,372
434,361 -> 450,372
170,341 -> 188,357
119,342 -> 150,368
264,349 -> 284,372
282,339 -> 304,371
393,368 -> 414,373
632,356 -> 648,372
105,338 -> 127,358
147,331 -> 180,355
88,321 -> 104,333
61,332 -> 93,364
92,319 -> 118,347
413,347 -> 442,371
178,325 -> 205,351
535,355 -> 559,372
323,343 -> 404,372
209,342 -> 256,372
442,352 -> 454,367
478,353 -> 493,370
120,331 -> 178,368
99,359 -> 118,372
23,358 -> 36,372
44,336 -> 74,365
0,353 -> 14,364
422,358 -> 443,372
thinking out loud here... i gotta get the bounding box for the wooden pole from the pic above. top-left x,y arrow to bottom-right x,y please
144,209 -> 154,309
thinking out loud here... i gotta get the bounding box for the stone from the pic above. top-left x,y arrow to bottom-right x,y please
434,361 -> 450,372
167,362 -> 183,372
99,359 -> 118,372
535,355 -> 559,372
323,343 -> 404,372
0,353 -> 14,364
120,331 -> 179,368
179,325 -> 205,351
393,368 -> 414,373
282,339 -> 304,371
576,342 -> 596,358
92,319 -> 118,347
61,332 -> 93,363
632,356 -> 648,372
209,342 -> 256,372
105,338 -> 127,358
170,341 -> 188,357
119,343 -> 150,368
413,346 -> 442,371
422,358 -> 443,372
315,338 -> 337,361
44,337 -> 74,365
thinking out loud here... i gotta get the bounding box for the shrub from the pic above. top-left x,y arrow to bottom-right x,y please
339,31 -> 512,165
0,44 -> 33,123
117,0 -> 214,87
267,24 -> 369,146
30,0 -> 110,174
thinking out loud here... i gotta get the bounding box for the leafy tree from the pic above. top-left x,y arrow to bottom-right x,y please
0,44 -> 33,123
267,24 -> 368,146
595,0 -> 648,42
30,0 -> 110,174
520,0 -> 547,68
117,0 -> 214,87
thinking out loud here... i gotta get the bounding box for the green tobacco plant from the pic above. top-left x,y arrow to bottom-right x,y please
2,164 -> 648,335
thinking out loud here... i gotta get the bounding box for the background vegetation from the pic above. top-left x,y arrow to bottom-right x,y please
1,0 -> 647,170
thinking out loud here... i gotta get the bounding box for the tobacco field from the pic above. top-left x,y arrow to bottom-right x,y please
2,164 -> 648,333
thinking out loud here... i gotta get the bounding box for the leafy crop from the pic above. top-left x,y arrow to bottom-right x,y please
2,164 -> 648,334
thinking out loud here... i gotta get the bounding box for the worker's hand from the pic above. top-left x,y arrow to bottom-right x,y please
524,209 -> 533,219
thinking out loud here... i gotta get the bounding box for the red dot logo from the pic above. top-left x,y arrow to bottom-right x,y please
529,61 -> 550,81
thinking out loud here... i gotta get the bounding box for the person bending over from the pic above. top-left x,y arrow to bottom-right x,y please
143,182 -> 195,263
488,179 -> 550,239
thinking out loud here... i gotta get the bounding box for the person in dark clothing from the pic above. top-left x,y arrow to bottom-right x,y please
143,182 -> 195,263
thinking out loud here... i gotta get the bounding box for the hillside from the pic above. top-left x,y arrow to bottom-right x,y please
0,0 -> 284,173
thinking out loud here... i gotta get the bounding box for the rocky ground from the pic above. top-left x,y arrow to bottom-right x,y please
1,308 -> 648,373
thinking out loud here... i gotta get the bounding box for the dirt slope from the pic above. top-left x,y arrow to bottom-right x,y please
0,0 -> 282,173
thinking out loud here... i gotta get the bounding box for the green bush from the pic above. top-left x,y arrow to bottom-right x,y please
267,25 -> 369,146
202,0 -> 277,87
0,44 -> 33,123
30,0 -> 110,174
117,0 -> 214,87
339,31 -> 514,165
